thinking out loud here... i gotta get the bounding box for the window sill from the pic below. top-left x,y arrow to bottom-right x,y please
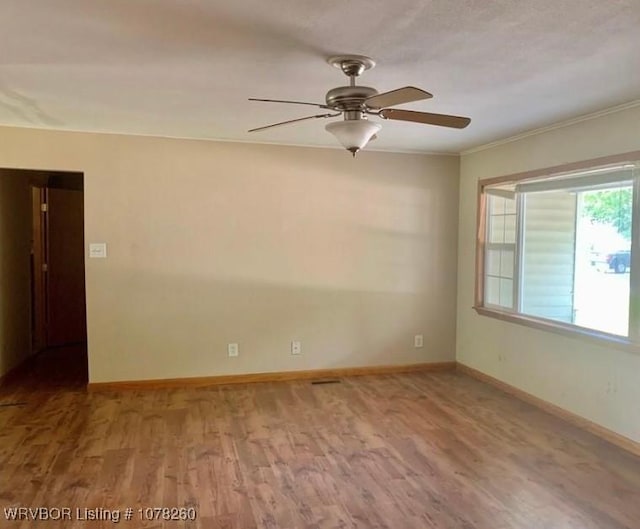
473,306 -> 640,355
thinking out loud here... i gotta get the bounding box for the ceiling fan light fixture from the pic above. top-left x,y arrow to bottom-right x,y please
325,119 -> 381,156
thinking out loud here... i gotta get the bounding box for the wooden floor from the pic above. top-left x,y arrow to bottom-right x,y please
1,351 -> 639,528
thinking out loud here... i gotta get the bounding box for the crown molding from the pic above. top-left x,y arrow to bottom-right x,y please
461,99 -> 640,156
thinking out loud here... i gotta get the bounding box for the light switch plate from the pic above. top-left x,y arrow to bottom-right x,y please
89,243 -> 107,258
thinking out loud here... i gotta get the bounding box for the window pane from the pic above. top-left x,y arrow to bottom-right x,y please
485,277 -> 500,306
490,195 -> 506,214
485,191 -> 517,310
521,191 -> 577,323
487,249 -> 501,276
573,186 -> 631,336
500,250 -> 514,279
489,215 -> 505,243
499,279 -> 513,307
519,185 -> 632,336
504,215 -> 516,244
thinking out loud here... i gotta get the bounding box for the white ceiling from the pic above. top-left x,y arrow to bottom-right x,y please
1,0 -> 639,154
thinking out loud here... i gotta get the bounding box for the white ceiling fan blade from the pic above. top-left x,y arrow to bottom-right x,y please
365,87 -> 432,110
249,98 -> 330,109
379,108 -> 470,129
248,113 -> 339,132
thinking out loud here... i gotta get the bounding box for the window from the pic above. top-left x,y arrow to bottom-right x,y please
485,193 -> 516,308
476,154 -> 640,343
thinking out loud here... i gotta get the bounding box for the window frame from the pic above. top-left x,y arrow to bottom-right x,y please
474,150 -> 640,351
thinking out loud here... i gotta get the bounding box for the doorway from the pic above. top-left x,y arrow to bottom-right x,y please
31,179 -> 87,349
0,168 -> 86,387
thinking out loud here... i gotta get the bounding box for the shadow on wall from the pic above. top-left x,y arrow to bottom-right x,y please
90,267 -> 456,382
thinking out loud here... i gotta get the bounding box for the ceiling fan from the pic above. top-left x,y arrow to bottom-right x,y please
248,54 -> 471,156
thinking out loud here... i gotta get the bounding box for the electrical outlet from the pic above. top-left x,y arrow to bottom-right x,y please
227,343 -> 239,357
414,334 -> 424,348
291,341 -> 301,355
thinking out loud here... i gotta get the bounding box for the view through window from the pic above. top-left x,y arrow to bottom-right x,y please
480,162 -> 637,339
574,185 -> 631,336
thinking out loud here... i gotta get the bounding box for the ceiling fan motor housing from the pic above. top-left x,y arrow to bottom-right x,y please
325,86 -> 378,112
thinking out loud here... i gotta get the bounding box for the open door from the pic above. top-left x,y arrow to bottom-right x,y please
35,187 -> 87,347
31,183 -> 86,350
46,187 -> 86,346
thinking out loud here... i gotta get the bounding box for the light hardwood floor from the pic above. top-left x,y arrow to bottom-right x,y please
1,348 -> 639,528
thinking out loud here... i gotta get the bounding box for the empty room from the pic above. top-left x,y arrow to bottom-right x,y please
1,1 -> 639,528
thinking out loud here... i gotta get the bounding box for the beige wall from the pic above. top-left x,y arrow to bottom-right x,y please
0,170 -> 32,377
0,126 -> 459,382
457,105 -> 640,443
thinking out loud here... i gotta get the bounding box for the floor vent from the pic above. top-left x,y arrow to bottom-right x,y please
311,379 -> 341,385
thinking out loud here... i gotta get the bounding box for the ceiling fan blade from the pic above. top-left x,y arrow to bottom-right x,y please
379,108 -> 471,129
249,98 -> 330,109
365,87 -> 432,110
248,113 -> 340,133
